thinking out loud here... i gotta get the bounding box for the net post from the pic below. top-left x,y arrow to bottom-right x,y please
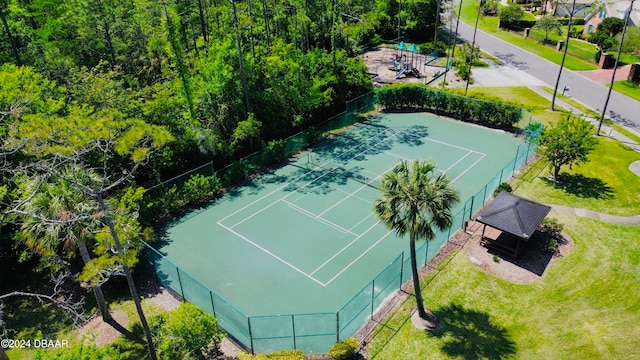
292,315 -> 297,350
176,267 -> 185,301
248,317 -> 255,354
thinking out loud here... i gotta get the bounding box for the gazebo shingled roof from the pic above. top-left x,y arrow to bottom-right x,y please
476,191 -> 551,240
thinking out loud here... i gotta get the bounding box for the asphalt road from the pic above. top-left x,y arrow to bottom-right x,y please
454,21 -> 640,129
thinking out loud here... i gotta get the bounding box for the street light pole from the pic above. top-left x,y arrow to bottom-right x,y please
597,0 -> 635,135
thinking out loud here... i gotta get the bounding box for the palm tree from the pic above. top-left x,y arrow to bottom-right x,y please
374,160 -> 459,327
18,169 -> 112,322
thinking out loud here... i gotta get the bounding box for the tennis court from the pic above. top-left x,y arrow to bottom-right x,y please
150,112 -> 527,352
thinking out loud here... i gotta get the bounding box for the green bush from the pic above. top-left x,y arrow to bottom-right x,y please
376,85 -> 521,130
236,349 -> 304,359
493,182 -> 513,196
534,217 -> 564,253
264,139 -> 287,163
222,159 -> 258,186
329,337 -> 359,360
152,302 -> 224,360
182,174 -> 222,203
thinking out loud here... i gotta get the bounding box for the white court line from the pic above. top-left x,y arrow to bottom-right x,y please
318,180 -> 372,217
310,163 -> 396,281
451,153 -> 487,183
216,221 -> 326,286
393,129 -> 486,156
225,129 -> 399,229
323,230 -> 395,286
443,151 -> 472,173
281,199 -> 358,236
310,221 -> 381,276
217,128 -> 397,226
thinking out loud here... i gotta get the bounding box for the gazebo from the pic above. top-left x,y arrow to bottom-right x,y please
476,191 -> 552,258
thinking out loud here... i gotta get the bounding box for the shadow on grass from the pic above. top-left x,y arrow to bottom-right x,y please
546,173 -> 613,199
432,303 -> 516,360
111,322 -> 150,360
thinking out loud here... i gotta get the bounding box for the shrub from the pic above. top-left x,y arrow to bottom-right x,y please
329,337 -> 359,360
182,174 -> 222,203
236,350 -> 304,359
152,302 -> 224,360
493,182 -> 513,197
222,159 -> 257,186
304,125 -> 325,146
264,139 -> 287,163
375,85 -> 521,130
534,217 -> 564,253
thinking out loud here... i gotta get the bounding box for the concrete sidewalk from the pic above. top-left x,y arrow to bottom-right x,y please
526,85 -> 640,154
549,204 -> 640,225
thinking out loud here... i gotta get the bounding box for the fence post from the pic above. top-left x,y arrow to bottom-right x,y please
292,315 -> 297,350
176,267 -> 186,301
336,312 -> 340,342
461,204 -> 467,228
499,169 -> 504,184
248,317 -> 255,354
483,184 -> 488,202
469,196 -> 475,220
370,280 -> 376,319
209,291 -> 217,317
399,251 -> 405,287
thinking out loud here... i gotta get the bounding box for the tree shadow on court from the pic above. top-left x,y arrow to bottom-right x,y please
544,173 -> 614,199
431,303 -> 517,360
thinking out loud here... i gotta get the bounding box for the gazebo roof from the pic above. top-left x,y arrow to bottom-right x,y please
476,191 -> 551,240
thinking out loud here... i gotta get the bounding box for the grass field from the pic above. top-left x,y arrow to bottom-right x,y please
369,213 -> 640,359
467,86 -> 567,126
516,137 -> 640,216
611,80 -> 640,101
368,87 -> 640,359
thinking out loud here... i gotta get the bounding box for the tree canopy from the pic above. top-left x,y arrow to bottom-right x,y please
537,115 -> 598,181
374,160 -> 459,324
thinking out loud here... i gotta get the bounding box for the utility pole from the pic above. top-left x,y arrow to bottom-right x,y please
597,0 -> 635,135
551,0 -> 577,111
465,0 -> 483,95
443,0 -> 464,84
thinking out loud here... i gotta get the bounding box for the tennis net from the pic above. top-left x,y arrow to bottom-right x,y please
307,154 -> 383,190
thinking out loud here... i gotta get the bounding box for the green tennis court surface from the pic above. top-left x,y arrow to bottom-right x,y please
151,112 -> 525,351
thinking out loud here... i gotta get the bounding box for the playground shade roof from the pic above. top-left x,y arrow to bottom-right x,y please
476,191 -> 551,240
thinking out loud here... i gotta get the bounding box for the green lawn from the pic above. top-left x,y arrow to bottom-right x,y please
369,88 -> 640,359
516,137 -> 640,216
611,80 -> 640,101
467,86 -> 566,126
369,213 -> 640,359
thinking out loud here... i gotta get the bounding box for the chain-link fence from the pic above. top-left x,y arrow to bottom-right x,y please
144,94 -> 541,354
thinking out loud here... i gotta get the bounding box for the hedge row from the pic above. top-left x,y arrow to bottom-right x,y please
376,85 -> 521,130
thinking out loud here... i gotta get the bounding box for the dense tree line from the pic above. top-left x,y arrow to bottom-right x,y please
0,0 -> 439,180
0,0 -> 442,356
